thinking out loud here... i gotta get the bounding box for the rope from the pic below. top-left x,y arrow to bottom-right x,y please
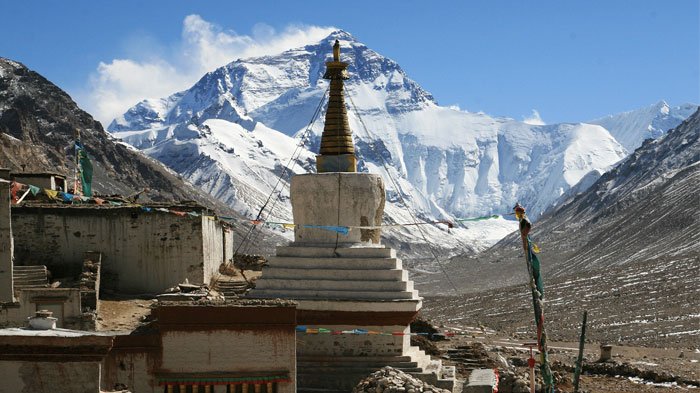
232,86 -> 329,265
344,85 -> 461,295
333,170 -> 342,254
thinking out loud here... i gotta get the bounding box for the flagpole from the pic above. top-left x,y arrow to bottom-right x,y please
514,203 -> 555,393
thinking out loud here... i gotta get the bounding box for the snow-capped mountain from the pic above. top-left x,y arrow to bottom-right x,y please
443,107 -> 700,292
588,101 -> 698,153
108,30 -> 690,259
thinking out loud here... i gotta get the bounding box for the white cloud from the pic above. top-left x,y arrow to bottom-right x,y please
79,15 -> 334,127
523,109 -> 545,125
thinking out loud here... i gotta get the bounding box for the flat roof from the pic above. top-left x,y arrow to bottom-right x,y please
12,201 -> 208,212
0,327 -> 113,337
12,172 -> 67,178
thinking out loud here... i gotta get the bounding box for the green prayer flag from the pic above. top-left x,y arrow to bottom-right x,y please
527,237 -> 544,297
78,148 -> 93,197
28,185 -> 40,196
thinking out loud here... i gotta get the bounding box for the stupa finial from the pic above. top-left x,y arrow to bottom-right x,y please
333,40 -> 340,61
316,39 -> 357,173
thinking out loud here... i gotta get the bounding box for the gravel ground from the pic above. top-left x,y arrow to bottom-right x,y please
420,256 -> 700,349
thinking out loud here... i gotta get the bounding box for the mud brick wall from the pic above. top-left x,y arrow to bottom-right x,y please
11,206 -> 229,294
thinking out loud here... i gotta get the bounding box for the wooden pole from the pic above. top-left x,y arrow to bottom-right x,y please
515,203 -> 554,393
573,310 -> 588,393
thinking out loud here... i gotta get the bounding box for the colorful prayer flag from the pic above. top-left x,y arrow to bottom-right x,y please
44,189 -> 59,200
303,225 -> 350,235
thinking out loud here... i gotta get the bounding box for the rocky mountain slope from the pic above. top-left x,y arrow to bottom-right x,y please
109,30 -> 672,258
0,57 -> 285,251
0,57 -> 204,200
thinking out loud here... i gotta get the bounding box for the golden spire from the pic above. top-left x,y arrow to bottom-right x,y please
316,39 -> 357,173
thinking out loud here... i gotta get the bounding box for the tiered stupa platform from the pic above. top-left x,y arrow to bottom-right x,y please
250,40 -> 454,392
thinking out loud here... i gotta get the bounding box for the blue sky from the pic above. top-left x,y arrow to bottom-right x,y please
1,1 -> 698,125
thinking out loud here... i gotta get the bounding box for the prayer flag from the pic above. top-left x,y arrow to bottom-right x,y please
303,225 -> 350,235
76,142 -> 94,197
44,189 -> 59,200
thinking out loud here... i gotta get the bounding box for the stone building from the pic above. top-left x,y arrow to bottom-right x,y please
10,172 -> 67,192
11,203 -> 231,294
0,311 -> 114,393
0,300 -> 298,393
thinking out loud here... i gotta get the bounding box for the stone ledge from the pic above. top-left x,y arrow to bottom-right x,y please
255,278 -> 412,292
252,288 -> 417,300
267,256 -> 402,270
264,267 -> 407,281
276,245 -> 395,259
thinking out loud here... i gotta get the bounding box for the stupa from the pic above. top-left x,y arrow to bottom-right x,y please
250,39 -> 455,392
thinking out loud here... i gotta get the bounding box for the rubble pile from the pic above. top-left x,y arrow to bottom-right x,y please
158,280 -> 212,301
496,370 -> 530,393
496,369 -> 570,393
353,367 -> 450,393
232,254 -> 267,271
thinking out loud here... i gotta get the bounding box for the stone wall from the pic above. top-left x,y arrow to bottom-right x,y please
161,330 -> 295,374
0,332 -> 113,393
297,324 -> 411,357
11,206 -> 229,294
102,336 -> 160,393
0,288 -> 82,329
0,360 -> 102,393
202,217 -> 232,286
156,303 -> 297,393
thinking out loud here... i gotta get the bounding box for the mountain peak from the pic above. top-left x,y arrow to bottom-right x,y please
652,99 -> 670,113
323,29 -> 356,42
0,57 -> 26,71
588,100 -> 698,152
